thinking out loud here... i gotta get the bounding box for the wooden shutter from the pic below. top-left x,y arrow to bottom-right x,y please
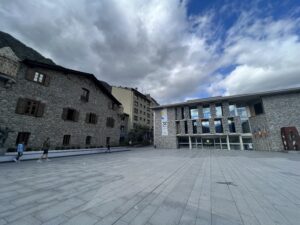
15,98 -> 27,114
43,75 -> 51,86
74,110 -> 80,122
62,108 -> 68,120
85,113 -> 90,123
36,102 -> 45,117
25,68 -> 35,81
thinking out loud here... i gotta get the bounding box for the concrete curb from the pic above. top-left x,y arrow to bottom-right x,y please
0,147 -> 130,163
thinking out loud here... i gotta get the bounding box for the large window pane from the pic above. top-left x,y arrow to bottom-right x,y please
228,118 -> 236,133
202,120 -> 210,133
241,119 -> 251,133
229,104 -> 236,117
237,106 -> 248,118
192,120 -> 197,134
215,103 -> 223,117
189,106 -> 198,119
214,119 -> 223,133
203,105 -> 211,119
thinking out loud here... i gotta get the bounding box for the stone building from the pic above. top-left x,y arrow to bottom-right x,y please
153,88 -> 300,151
0,46 -> 124,152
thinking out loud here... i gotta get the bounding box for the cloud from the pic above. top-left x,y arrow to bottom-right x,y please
0,0 -> 300,104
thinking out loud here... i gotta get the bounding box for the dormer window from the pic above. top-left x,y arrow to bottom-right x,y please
81,88 -> 89,102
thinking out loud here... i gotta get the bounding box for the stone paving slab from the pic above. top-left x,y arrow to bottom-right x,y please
0,148 -> 299,225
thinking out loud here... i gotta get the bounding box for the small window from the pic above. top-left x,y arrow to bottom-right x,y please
134,116 -> 138,121
106,117 -> 115,128
120,125 -> 125,132
134,108 -> 138,113
134,101 -> 138,106
86,113 -> 97,124
229,104 -> 236,117
147,120 -> 150,124
254,102 -> 264,115
189,106 -> 198,119
147,113 -> 150,118
81,88 -> 89,102
63,135 -> 71,146
62,108 -> 79,122
16,132 -> 30,145
34,72 -> 44,83
215,103 -> 223,117
85,136 -> 92,145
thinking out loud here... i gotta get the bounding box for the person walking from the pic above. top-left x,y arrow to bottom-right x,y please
105,143 -> 111,153
38,138 -> 51,162
14,141 -> 25,162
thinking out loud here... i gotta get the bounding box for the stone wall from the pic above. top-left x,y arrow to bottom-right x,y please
0,63 -> 121,151
262,93 -> 300,151
154,108 -> 177,148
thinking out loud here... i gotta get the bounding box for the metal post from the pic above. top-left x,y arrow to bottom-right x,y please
239,135 -> 244,150
189,136 -> 192,149
226,135 -> 231,150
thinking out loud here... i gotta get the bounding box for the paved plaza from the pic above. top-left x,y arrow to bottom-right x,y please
0,148 -> 300,225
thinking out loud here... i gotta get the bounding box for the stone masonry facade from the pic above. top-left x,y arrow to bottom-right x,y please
0,48 -> 123,151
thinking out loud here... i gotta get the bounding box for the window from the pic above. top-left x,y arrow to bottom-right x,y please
254,102 -> 264,115
214,119 -> 223,133
140,110 -> 142,114
140,117 -> 142,121
143,112 -> 145,115
26,69 -> 50,86
62,108 -> 79,122
120,125 -> 125,132
192,120 -> 197,134
181,107 -> 185,119
85,113 -> 97,124
237,105 -> 248,118
15,98 -> 45,117
184,121 -> 188,134
241,118 -> 251,133
106,117 -> 115,128
147,120 -> 150,124
63,135 -> 71,146
134,116 -> 138,121
229,104 -> 236,117
228,118 -> 236,133
16,132 -> 30,145
176,121 -> 181,134
81,88 -> 89,102
175,108 -> 178,120
134,101 -> 138,106
202,120 -> 210,133
203,105 -> 211,119
86,136 -> 92,145
147,113 -> 150,118
189,106 -> 198,119
134,108 -> 138,113
215,103 -> 223,117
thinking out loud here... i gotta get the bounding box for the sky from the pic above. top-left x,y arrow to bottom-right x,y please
0,0 -> 300,104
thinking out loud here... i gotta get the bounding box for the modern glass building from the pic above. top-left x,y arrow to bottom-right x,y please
153,88 -> 300,151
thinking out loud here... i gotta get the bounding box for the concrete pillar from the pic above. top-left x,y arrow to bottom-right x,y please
226,135 -> 231,150
189,136 -> 192,149
220,137 -> 223,150
239,135 -> 244,150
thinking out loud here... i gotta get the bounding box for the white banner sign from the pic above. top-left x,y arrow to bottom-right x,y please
161,109 -> 168,136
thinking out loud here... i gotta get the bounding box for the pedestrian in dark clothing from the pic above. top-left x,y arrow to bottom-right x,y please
38,138 -> 51,162
14,142 -> 25,162
105,144 -> 111,153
